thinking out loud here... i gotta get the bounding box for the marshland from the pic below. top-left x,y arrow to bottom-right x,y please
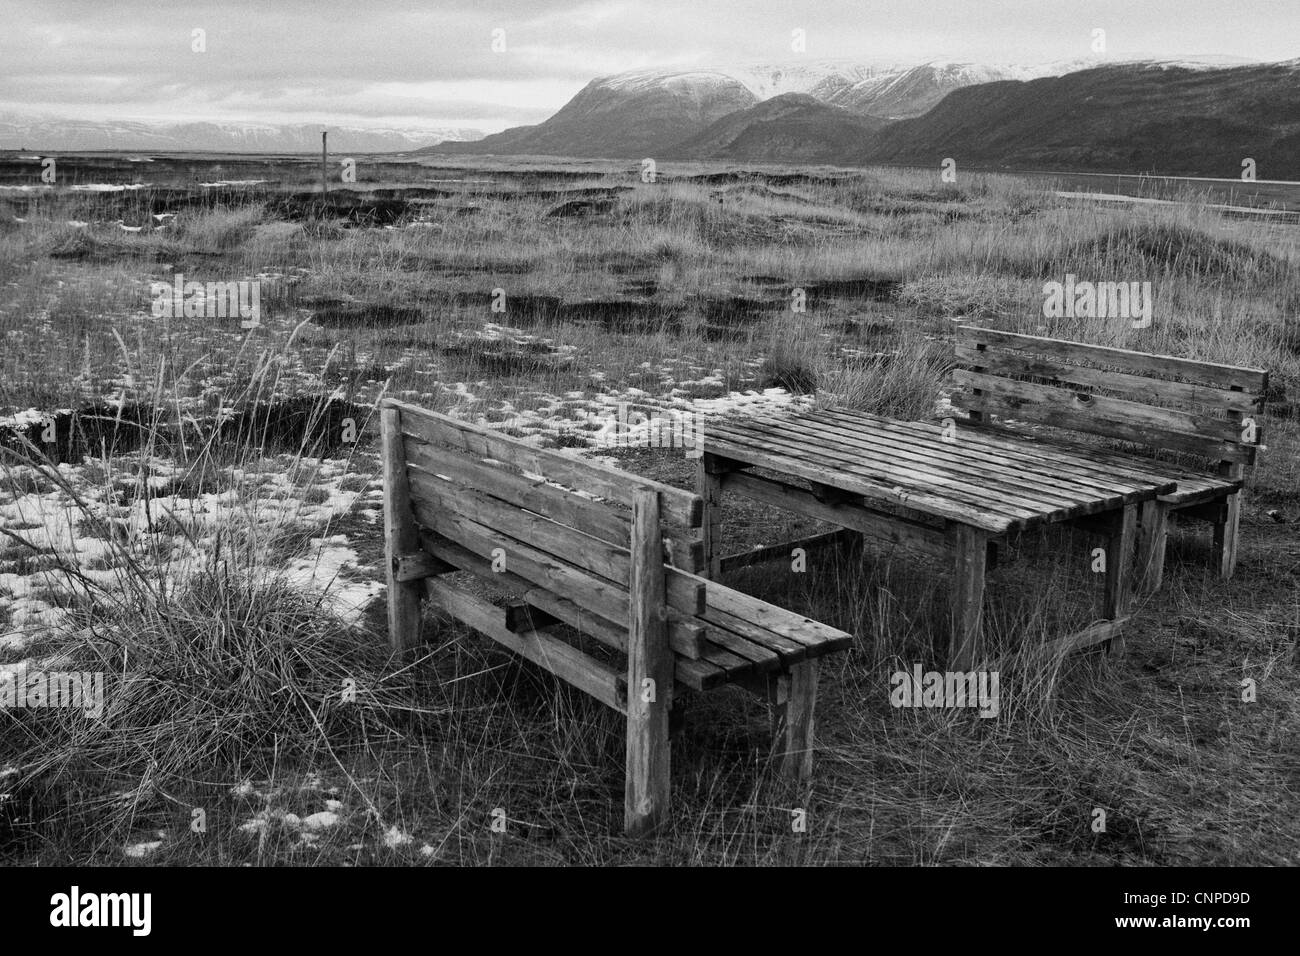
1,151 -> 1297,864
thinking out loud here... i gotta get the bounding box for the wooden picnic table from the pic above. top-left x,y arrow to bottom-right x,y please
697,407 -> 1178,668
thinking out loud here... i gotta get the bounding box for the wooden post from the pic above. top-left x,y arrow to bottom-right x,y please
321,130 -> 328,194
1136,499 -> 1169,593
625,488 -> 672,836
1103,503 -> 1138,655
1103,504 -> 1138,618
382,404 -> 423,652
948,524 -> 988,670
695,453 -> 725,579
770,660 -> 819,783
1215,385 -> 1248,580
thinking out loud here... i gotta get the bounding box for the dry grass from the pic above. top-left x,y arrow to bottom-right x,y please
0,160 -> 1297,865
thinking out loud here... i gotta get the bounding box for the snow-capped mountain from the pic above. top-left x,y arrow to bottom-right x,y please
0,117 -> 483,153
421,58 -> 1092,157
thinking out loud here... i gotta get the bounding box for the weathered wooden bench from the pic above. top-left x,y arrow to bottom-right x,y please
379,398 -> 853,835
951,325 -> 1268,590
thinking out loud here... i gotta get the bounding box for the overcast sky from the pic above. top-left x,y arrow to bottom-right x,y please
1,0 -> 1295,131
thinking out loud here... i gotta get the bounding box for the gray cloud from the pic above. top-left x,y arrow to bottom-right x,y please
1,0 -> 1294,130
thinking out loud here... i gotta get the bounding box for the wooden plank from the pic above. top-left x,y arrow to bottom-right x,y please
692,618 -> 783,670
722,469 -> 949,558
382,406 -> 424,652
417,525 -> 704,660
718,528 -> 856,574
414,499 -> 626,620
423,539 -> 720,692
953,368 -> 1248,446
817,408 -> 1181,494
406,438 -> 704,573
699,606 -> 809,663
393,550 -> 454,582
747,413 -> 1105,515
948,525 -> 988,670
690,572 -> 854,654
705,431 -> 1013,533
952,388 -> 1256,466
625,488 -> 673,837
709,421 -> 1051,526
954,344 -> 1261,413
808,408 -> 1163,501
410,473 -> 706,617
955,325 -> 1268,393
999,618 -> 1129,669
425,576 -> 626,713
793,411 -> 1108,506
387,397 -> 702,529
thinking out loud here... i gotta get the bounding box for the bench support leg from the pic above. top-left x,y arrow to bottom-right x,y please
382,406 -> 423,652
770,660 -> 820,784
948,525 -> 988,670
1103,503 -> 1138,656
625,489 -> 672,837
1136,499 -> 1168,594
695,454 -> 726,579
1212,491 -> 1242,580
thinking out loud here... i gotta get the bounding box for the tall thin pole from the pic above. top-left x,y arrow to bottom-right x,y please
321,130 -> 328,193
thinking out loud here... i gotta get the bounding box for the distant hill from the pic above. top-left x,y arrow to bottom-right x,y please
417,57 -> 1300,178
419,60 -> 1070,158
662,93 -> 884,163
0,117 -> 484,153
857,60 -> 1300,178
429,70 -> 757,159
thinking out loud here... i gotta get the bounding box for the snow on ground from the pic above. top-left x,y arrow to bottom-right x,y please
0,451 -> 380,669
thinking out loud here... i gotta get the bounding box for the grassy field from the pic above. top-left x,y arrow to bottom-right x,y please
0,157 -> 1296,865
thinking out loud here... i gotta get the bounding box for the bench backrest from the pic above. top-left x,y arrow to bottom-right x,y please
950,325 -> 1268,472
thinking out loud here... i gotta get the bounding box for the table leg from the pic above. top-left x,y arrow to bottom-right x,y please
1136,499 -> 1168,593
695,453 -> 725,579
1104,504 -> 1138,620
949,525 -> 988,670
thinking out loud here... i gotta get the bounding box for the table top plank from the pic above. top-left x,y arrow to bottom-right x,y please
766,413 -> 1107,510
703,432 -> 1013,532
808,409 -> 1170,500
704,408 -> 1174,532
813,409 -> 1180,494
707,423 -> 1049,524
718,417 -> 1096,519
